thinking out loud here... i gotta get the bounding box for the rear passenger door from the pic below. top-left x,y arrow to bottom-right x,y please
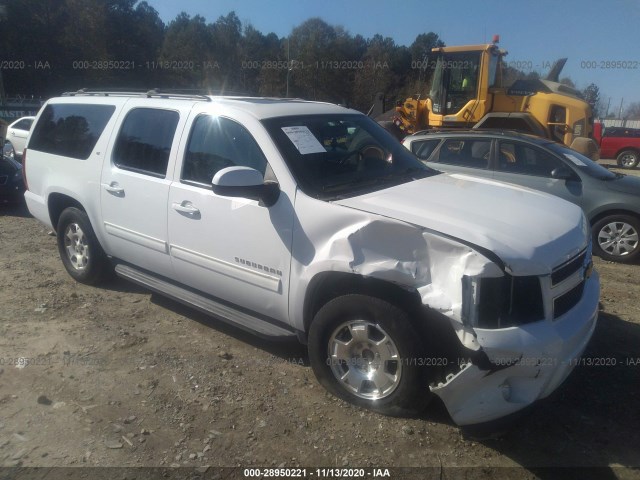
426,137 -> 494,179
100,103 -> 190,278
167,112 -> 294,323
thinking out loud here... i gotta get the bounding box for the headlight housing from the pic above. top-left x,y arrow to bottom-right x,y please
462,274 -> 544,329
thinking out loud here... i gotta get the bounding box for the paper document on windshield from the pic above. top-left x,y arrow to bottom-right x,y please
282,126 -> 326,154
564,153 -> 587,166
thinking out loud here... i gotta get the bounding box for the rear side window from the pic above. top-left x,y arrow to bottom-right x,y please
112,108 -> 179,178
29,104 -> 115,160
12,119 -> 33,131
434,138 -> 491,169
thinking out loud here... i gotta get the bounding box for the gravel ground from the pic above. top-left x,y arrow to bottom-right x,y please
0,162 -> 639,479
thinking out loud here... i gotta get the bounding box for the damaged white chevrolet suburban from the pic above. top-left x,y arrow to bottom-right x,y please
24,91 -> 599,426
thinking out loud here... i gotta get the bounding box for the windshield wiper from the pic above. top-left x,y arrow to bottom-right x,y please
322,176 -> 379,193
322,168 -> 432,194
602,172 -> 624,181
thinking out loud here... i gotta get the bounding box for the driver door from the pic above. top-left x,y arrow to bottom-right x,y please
167,113 -> 295,322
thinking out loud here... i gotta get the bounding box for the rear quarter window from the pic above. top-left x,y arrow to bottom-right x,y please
410,139 -> 440,160
12,119 -> 33,131
29,104 -> 116,160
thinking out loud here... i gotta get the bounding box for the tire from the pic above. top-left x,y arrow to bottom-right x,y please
57,207 -> 112,284
592,214 -> 640,263
308,294 -> 431,416
616,150 -> 639,169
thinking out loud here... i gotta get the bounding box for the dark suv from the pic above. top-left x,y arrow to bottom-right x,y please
403,130 -> 640,263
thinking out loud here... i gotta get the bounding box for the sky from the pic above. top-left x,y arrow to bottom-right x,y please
150,0 -> 640,115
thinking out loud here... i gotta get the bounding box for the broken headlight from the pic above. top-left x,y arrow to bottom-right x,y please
462,274 -> 544,329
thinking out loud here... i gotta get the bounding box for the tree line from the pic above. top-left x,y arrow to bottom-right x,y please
0,0 -> 623,117
0,0 -> 447,112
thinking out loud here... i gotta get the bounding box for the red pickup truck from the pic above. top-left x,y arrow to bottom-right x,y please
594,122 -> 640,168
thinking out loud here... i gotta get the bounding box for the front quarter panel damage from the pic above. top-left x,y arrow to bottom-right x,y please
289,193 -> 504,343
290,193 -> 599,426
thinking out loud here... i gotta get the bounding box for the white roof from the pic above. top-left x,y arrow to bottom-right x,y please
208,97 -> 358,119
50,93 -> 359,120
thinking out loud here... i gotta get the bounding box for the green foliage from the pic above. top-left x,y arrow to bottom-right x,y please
582,83 -> 601,117
0,2 -> 445,112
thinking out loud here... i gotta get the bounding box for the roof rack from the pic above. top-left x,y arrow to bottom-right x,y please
62,88 -> 213,101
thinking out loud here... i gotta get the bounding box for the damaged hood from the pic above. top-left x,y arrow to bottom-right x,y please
335,173 -> 588,274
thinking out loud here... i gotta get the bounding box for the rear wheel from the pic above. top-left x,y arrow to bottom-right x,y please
616,150 -> 639,169
57,207 -> 112,284
308,294 -> 431,416
592,214 -> 640,263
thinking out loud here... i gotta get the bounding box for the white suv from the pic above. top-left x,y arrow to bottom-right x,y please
24,91 -> 599,427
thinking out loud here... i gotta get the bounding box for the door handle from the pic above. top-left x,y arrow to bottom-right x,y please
102,182 -> 124,195
172,201 -> 200,215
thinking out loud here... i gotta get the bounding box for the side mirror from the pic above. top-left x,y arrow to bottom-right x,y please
212,166 -> 280,207
551,166 -> 574,180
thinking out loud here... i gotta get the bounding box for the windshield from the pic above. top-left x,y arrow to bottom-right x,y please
263,114 -> 438,199
547,143 -> 618,180
429,51 -> 481,115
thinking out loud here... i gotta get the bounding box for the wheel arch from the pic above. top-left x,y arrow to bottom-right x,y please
48,193 -> 86,231
615,147 -> 640,159
589,208 -> 640,227
301,271 -> 424,342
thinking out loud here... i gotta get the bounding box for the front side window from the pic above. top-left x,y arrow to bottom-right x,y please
182,115 -> 268,186
433,138 -> 491,169
497,141 -> 564,177
263,114 -> 436,199
29,104 -> 115,160
547,143 -> 616,180
112,108 -> 179,177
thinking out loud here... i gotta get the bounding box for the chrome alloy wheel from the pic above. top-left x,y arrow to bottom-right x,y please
327,320 -> 402,400
64,222 -> 90,270
619,152 -> 638,168
598,221 -> 639,257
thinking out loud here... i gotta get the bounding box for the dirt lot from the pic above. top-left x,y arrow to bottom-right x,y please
0,163 -> 639,479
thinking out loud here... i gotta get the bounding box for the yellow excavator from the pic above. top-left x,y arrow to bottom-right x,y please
380,36 -> 598,158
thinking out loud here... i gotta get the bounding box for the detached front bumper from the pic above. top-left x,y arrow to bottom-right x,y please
431,270 -> 600,426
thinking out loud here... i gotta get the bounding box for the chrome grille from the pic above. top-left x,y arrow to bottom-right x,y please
554,281 -> 586,319
551,246 -> 591,320
551,249 -> 587,286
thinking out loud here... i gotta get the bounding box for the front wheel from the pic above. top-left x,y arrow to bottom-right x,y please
616,150 -> 639,169
57,207 -> 112,284
308,294 -> 431,416
593,214 -> 640,263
